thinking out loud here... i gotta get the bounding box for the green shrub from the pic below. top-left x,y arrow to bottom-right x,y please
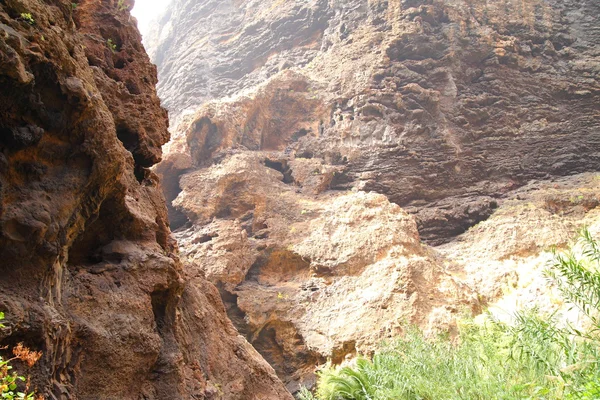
107,38 -> 117,53
309,321 -> 566,400
303,229 -> 600,400
0,313 -> 40,400
19,13 -> 35,25
117,0 -> 127,12
546,228 -> 600,338
297,386 -> 317,400
544,228 -> 600,398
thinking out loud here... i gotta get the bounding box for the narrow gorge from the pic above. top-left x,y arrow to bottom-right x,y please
0,0 -> 598,399
148,0 -> 600,393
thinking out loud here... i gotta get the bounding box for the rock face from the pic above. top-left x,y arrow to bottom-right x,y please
0,0 -> 291,399
173,153 -> 471,390
149,0 -> 600,392
438,173 -> 600,318
151,0 -> 600,243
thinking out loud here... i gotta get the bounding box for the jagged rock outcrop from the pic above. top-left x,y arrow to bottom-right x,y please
151,0 -> 599,243
0,0 -> 291,398
173,153 -> 472,390
149,0 -> 600,392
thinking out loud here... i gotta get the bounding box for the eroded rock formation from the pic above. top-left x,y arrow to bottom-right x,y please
151,0 -> 599,242
149,0 -> 600,391
0,0 -> 291,398
173,153 -> 472,389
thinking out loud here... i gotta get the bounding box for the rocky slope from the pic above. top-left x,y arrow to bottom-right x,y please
149,0 -> 600,392
0,0 -> 291,398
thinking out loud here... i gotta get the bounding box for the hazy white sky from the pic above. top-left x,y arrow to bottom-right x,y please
131,0 -> 173,36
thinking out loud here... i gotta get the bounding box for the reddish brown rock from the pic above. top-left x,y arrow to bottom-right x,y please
0,0 -> 291,398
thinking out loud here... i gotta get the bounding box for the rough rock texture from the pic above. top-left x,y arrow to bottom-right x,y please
0,0 -> 291,398
173,153 -> 471,391
151,0 -> 600,243
149,0 -> 600,392
438,173 -> 600,320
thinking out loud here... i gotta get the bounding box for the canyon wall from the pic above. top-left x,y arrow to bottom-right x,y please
149,0 -> 600,391
0,0 -> 291,398
150,0 -> 600,243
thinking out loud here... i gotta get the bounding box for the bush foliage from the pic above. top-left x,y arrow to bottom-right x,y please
299,229 -> 600,400
0,313 -> 41,400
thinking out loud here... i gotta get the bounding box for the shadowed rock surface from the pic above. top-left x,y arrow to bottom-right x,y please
0,0 -> 292,398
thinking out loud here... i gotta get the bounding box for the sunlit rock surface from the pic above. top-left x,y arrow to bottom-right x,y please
149,0 -> 600,390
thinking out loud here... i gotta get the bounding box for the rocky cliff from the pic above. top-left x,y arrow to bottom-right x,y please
149,0 -> 600,391
0,0 -> 291,398
150,0 -> 600,243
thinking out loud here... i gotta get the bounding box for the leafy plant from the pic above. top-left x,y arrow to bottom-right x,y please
546,228 -> 600,337
107,38 -> 117,53
20,13 -> 35,25
296,386 -> 317,400
0,314 -> 41,400
311,321 -> 569,400
307,230 -> 600,399
544,228 -> 600,397
117,0 -> 128,11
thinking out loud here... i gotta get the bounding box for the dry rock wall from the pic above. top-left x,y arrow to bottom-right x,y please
151,0 -> 600,243
149,0 -> 600,392
173,153 -> 472,390
0,0 -> 291,398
